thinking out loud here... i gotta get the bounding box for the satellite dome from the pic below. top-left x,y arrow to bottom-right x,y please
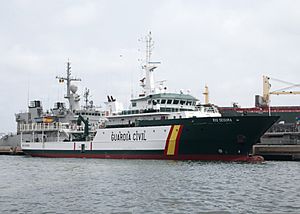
70,85 -> 78,94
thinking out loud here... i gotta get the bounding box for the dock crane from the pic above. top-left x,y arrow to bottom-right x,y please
256,76 -> 300,107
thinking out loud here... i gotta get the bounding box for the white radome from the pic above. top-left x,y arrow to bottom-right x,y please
70,85 -> 78,94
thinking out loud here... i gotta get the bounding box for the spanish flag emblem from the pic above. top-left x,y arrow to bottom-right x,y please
165,125 -> 183,156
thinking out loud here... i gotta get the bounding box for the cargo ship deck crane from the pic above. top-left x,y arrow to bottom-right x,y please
261,75 -> 300,106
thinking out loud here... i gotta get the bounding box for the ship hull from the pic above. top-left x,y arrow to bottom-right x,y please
21,116 -> 279,162
24,150 -> 260,161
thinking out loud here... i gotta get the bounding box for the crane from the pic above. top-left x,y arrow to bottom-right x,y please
76,115 -> 90,141
260,75 -> 300,106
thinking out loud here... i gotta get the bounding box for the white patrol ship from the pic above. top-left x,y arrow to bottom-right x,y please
21,33 -> 278,161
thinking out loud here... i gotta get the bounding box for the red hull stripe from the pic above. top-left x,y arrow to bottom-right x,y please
174,125 -> 183,155
27,152 -> 261,162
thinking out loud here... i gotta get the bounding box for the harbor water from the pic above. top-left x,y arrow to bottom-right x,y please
0,156 -> 299,214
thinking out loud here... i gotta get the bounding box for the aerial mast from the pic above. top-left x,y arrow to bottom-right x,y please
83,88 -> 90,109
56,60 -> 81,111
141,32 -> 160,96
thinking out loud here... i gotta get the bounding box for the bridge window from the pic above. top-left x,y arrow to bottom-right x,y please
132,102 -> 137,107
173,100 -> 179,104
167,100 -> 172,104
180,100 -> 186,105
161,99 -> 166,104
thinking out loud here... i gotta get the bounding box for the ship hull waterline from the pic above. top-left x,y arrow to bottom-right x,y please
23,150 -> 264,162
21,116 -> 279,162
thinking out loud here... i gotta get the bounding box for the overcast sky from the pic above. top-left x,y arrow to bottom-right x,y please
1,0 -> 300,132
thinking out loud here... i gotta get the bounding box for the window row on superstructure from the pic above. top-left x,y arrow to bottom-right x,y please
132,99 -> 196,107
148,99 -> 196,106
119,107 -> 194,116
74,112 -> 103,116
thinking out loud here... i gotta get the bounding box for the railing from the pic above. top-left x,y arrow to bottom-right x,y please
267,124 -> 299,133
18,122 -> 101,133
19,123 -> 84,132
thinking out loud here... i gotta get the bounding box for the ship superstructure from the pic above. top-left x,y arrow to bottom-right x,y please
1,62 -> 105,147
105,32 -> 220,128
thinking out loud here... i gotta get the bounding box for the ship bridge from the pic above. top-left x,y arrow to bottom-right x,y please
130,93 -> 198,112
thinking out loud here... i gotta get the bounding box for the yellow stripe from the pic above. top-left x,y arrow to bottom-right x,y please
167,125 -> 181,155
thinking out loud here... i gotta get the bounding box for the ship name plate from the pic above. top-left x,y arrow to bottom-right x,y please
212,118 -> 233,123
111,131 -> 147,142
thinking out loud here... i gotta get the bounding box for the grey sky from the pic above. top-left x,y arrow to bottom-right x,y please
0,0 -> 300,132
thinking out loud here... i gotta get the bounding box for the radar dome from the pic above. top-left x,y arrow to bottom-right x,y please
70,85 -> 78,94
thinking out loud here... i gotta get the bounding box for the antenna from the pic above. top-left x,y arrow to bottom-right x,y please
138,32 -> 161,95
27,74 -> 30,108
83,88 -> 90,109
56,60 -> 81,111
146,31 -> 154,64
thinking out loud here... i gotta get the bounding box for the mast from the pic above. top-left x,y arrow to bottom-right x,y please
83,88 -> 90,109
203,85 -> 209,104
141,32 -> 160,96
56,61 -> 81,111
